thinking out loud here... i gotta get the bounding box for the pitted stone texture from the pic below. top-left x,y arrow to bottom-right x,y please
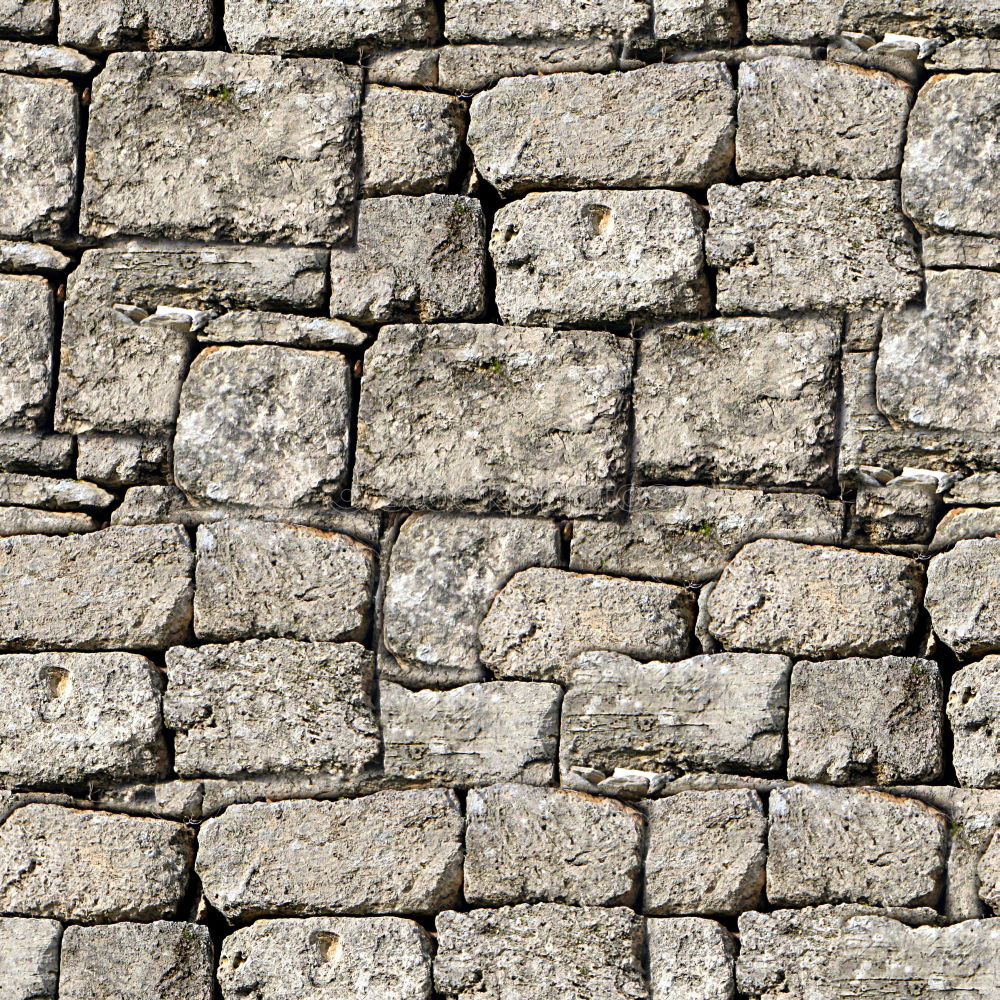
444,0 -> 650,42
0,804 -> 193,921
852,482 -> 939,547
0,508 -> 96,536
0,525 -> 193,652
931,508 -> 1000,553
923,234 -> 1000,271
469,64 -> 734,195
560,650 -> 791,777
0,0 -> 53,38
929,39 -> 1000,71
648,918 -> 735,1000
225,0 -> 439,53
82,52 -> 361,245
948,656 -> 1000,788
0,240 -> 70,273
0,473 -> 113,511
383,513 -> 560,689
926,540 -> 1000,662
0,652 -> 164,788
492,190 -> 708,327
367,48 -> 439,88
0,75 -> 77,240
197,791 -> 464,920
362,87 -> 464,196
464,784 -> 644,907
0,276 -> 52,431
164,640 -> 379,780
707,540 -> 923,659
58,0 -> 213,51
788,657 -> 944,785
329,196 -> 485,324
980,833 -> 1000,911
353,324 -> 633,517
175,345 -> 351,509
645,790 -> 767,916
0,917 -> 60,1000
707,178 -> 921,314
737,905 -> 1000,1000
632,317 -> 839,488
218,917 -> 433,1000
76,433 -> 170,487
479,567 -> 693,684
654,0 -> 739,45
0,431 -> 72,476
571,487 -> 842,584
768,785 -> 947,908
60,922 -> 214,1000
736,57 -> 910,179
201,312 -> 366,349
194,520 -> 375,643
434,904 -> 646,1000
380,681 -> 561,787
902,73 -> 1000,237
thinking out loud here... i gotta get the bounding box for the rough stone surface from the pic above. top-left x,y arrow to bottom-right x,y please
0,276 -> 52,431
923,234 -> 1000,271
948,656 -> 1000,788
980,832 -> 1000,912
655,0 -> 740,45
478,567 -> 694,684
648,918 -> 735,1000
0,917 -> 60,1000
444,0 -> 650,42
0,240 -> 70,273
707,540 -> 923,659
926,540 -> 1000,662
0,507 -> 97,536
196,791 -> 464,920
931,507 -> 1000,553
492,189 -> 708,326
201,311 -> 366,349
0,431 -> 72,475
0,0 -> 53,38
928,38 -> 1000,71
464,784 -> 644,907
851,481 -> 939,546
58,0 -> 213,51
0,473 -> 113,511
75,432 -> 171,486
353,324 -> 633,517
380,681 -> 561,787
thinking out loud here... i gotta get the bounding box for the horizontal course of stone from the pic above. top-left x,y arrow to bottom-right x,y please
1,0 -> 1000,997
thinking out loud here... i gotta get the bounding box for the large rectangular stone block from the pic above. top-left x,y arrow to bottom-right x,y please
648,918 -> 736,1000
947,654 -> 1000,787
0,917 -> 61,1000
58,0 -> 213,51
0,275 -> 53,431
0,0 -> 54,38
444,0 -> 649,42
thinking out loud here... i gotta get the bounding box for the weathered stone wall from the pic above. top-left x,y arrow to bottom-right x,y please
1,1 -> 999,996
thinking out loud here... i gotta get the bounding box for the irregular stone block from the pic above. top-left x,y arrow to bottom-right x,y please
931,507 -> 1000,553
0,507 -> 96,536
0,74 -> 77,240
81,52 -> 361,245
0,431 -> 72,475
632,317 -> 839,488
768,785 -> 947,907
434,904 -> 646,1000
60,922 -> 214,1000
464,784 -> 644,907
654,0 -> 739,45
201,311 -> 366,349
560,650 -> 791,778
923,234 -> 1000,271
0,0 -> 53,38
437,41 -> 617,92
383,513 -> 560,689
648,918 -> 736,1000
902,73 -> 999,237
851,481 -> 939,546
197,790 -> 464,920
926,539 -> 1000,662
444,0 -> 649,41
928,38 -> 1000,71
381,680 -> 561,787
0,473 -> 113,511
164,640 -> 379,779
174,345 -> 352,509
492,189 -> 708,326
948,655 -> 1000,787
0,804 -> 193,921
469,64 -> 735,195
571,486 -> 842,584
0,41 -> 90,78
0,525 -> 193,652
353,324 -> 633,517
707,539 -> 923,659
58,0 -> 213,51
75,432 -> 170,486
329,195 -> 485,324
0,917 -> 60,1000
367,47 -> 440,88
479,567 -> 693,684
737,57 -> 910,179
218,916 -> 433,1000
788,657 -> 943,785
0,239 -> 70,273
980,831 -> 1000,911
0,276 -> 51,432
707,178 -> 921,313
645,790 -> 766,916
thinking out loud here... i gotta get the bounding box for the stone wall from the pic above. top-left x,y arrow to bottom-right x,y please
1,1 -> 1000,997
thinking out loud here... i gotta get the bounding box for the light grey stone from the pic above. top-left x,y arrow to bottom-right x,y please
469,64 -> 734,195
479,567 -> 693,684
0,241 -> 70,273
366,47 -> 440,88
197,790 -> 464,920
492,189 -> 708,326
353,324 -> 633,517
195,772 -> 385,817
200,311 -> 366,349
383,513 -> 560,689
0,40 -> 95,76
0,0 -> 53,38
923,234 -> 1000,270
645,790 -> 767,916
928,38 -> 1000,71
707,539 -> 923,659
571,486 -> 842,584
0,74 -> 77,241
76,432 -> 171,486
464,784 -> 644,907
648,918 -> 735,1000
826,44 -> 923,84
768,785 -> 947,908
948,655 -> 1000,788
60,922 -> 213,1000
0,804 -> 193,921
434,904 -> 646,1000
707,178 -> 921,313
0,276 -> 52,432
979,830 -> 1000,911
0,507 -> 97,536
0,917 -> 60,1000
164,640 -> 379,780
851,481 -> 938,546
0,525 -> 193,652
438,41 -> 617,92
58,0 -> 213,51
0,473 -> 113,511
218,917 -> 433,1000
380,680 -> 561,787
0,431 -> 71,475
902,73 -> 999,236
788,657 -> 943,785
931,508 -> 1000,553
444,0 -> 649,41
174,345 -> 352,509
560,650 -> 791,778
329,196 -> 485,324
81,52 -> 361,245
654,0 -> 739,45
91,780 -> 205,823
926,540 -> 1000,662
667,43 -> 821,65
